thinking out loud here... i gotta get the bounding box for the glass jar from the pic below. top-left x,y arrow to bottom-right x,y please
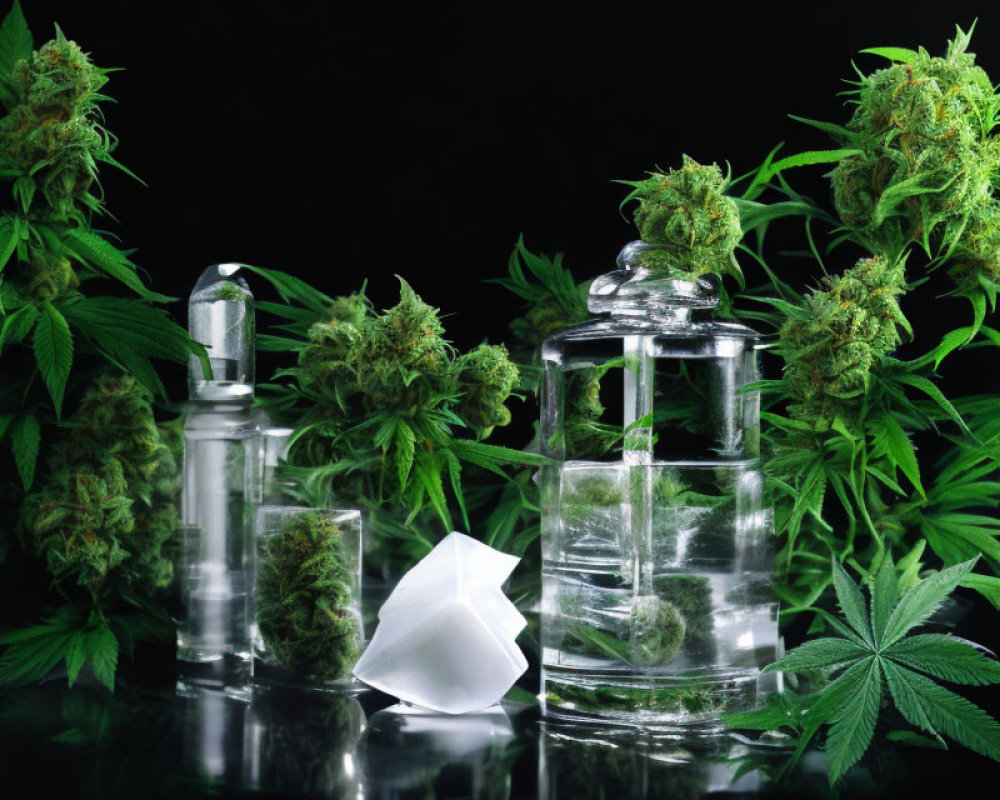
253,505 -> 364,691
539,241 -> 777,732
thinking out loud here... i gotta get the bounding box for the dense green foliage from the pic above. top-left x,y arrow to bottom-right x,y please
19,374 -> 175,597
499,23 -> 1000,784
249,267 -> 547,573
256,511 -> 361,682
724,556 -> 1000,785
0,3 -> 201,692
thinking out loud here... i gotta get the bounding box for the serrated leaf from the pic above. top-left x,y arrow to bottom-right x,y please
64,632 -> 87,687
880,558 -> 978,649
825,658 -> 881,785
887,729 -> 948,749
85,621 -> 119,693
859,46 -> 918,63
395,421 -> 415,489
763,636 -> 868,673
0,2 -> 31,89
0,216 -> 16,274
895,373 -> 970,435
13,174 -> 33,213
960,573 -> 1000,611
0,301 -> 37,352
876,413 -> 923,495
239,263 -> 334,312
885,634 -> 1000,686
10,412 -> 40,489
62,228 -> 173,303
871,552 -> 898,645
832,558 -> 873,645
891,662 -> 1000,761
33,301 -> 73,416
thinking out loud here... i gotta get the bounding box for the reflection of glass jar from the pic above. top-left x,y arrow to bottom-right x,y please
539,241 -> 778,732
253,506 -> 364,690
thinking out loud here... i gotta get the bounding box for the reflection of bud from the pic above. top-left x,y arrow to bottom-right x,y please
620,156 -> 742,279
832,27 -> 1000,253
629,595 -> 685,666
779,256 -> 908,421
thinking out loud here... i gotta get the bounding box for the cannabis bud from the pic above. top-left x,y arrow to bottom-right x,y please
832,26 -> 1000,254
256,510 -> 362,682
620,155 -> 742,279
948,201 -> 1000,292
344,278 -> 451,406
453,343 -> 519,437
297,278 -> 519,463
0,26 -> 109,228
19,374 -> 176,595
629,595 -> 685,666
779,256 -> 909,421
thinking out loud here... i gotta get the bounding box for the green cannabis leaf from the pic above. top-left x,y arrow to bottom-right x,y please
726,555 -> 1000,785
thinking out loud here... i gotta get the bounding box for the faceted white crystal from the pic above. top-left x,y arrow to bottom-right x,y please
353,532 -> 527,714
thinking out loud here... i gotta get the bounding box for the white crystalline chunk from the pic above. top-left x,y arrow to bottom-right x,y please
353,532 -> 527,714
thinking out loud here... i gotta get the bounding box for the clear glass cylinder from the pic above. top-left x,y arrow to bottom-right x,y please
177,265 -> 261,694
539,241 -> 777,732
254,505 -> 364,690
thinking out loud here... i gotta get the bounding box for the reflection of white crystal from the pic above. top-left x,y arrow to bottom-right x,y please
353,533 -> 527,714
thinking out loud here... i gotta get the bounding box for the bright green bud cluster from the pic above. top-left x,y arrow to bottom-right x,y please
19,374 -> 176,595
256,511 -> 361,682
453,343 -> 518,437
17,245 -> 77,301
832,26 -> 1000,251
621,155 -> 742,279
299,278 -> 518,439
0,27 -> 109,225
779,256 -> 909,420
948,200 -> 1000,292
629,596 -> 685,666
344,278 -> 451,405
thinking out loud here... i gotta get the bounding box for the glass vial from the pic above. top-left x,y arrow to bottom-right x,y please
177,264 -> 261,694
539,241 -> 776,732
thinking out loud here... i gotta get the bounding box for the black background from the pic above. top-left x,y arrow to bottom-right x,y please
25,0 -> 1000,384
33,0 -> 1000,653
11,0 -> 1000,784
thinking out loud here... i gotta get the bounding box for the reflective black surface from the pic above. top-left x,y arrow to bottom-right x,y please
1,676 -> 999,798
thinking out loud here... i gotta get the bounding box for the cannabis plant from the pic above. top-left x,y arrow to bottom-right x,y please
724,555 -> 1000,785
497,23 -> 1000,782
0,3 -> 204,691
249,266 -> 547,574
723,25 -> 1000,622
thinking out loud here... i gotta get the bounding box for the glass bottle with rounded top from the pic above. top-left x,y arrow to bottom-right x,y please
539,241 -> 776,732
178,264 -> 262,696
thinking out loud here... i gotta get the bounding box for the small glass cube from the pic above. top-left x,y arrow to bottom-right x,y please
254,506 -> 364,691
